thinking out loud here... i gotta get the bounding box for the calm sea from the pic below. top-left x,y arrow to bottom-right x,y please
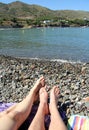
0,27 -> 89,63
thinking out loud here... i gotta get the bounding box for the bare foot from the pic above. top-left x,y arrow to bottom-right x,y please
31,76 -> 45,102
49,86 -> 60,111
32,76 -> 45,92
39,87 -> 49,114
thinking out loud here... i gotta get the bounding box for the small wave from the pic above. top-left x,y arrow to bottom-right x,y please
0,28 -> 5,30
0,28 -> 12,31
0,54 -> 85,64
50,58 -> 83,64
27,57 -> 83,64
14,56 -> 41,61
15,56 -> 84,64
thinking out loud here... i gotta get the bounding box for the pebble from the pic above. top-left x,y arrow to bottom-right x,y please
0,55 -> 89,122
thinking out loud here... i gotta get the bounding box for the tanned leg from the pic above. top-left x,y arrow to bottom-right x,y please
0,76 -> 45,130
49,86 -> 67,130
28,87 -> 48,130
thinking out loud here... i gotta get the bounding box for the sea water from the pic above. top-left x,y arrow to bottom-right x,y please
0,27 -> 89,63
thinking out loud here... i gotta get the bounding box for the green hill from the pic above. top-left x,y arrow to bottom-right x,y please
0,1 -> 89,27
0,1 -> 54,19
55,10 -> 89,20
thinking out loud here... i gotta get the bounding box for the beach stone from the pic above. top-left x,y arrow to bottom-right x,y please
65,100 -> 71,105
71,95 -> 77,100
74,85 -> 80,90
67,108 -> 70,115
81,67 -> 87,73
12,81 -> 16,89
0,55 -> 89,123
64,90 -> 70,95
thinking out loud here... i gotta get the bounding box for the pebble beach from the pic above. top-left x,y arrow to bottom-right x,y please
0,55 -> 89,122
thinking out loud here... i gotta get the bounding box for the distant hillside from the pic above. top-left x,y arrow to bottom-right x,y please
0,1 -> 89,19
0,1 -> 89,28
55,10 -> 89,20
0,1 -> 54,19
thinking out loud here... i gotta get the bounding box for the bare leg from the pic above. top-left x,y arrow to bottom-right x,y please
0,104 -> 17,117
0,76 -> 45,130
28,87 -> 48,130
49,86 -> 67,130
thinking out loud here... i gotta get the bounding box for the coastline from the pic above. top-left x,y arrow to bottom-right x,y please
0,55 -> 89,120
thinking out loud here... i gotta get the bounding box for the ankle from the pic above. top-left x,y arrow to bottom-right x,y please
49,102 -> 57,112
39,102 -> 47,113
39,102 -> 47,107
29,89 -> 36,95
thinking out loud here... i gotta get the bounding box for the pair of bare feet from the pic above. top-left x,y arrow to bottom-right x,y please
0,76 -> 67,130
29,76 -> 67,130
32,76 -> 60,114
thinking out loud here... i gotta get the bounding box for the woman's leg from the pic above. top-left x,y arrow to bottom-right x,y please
49,86 -> 67,130
0,76 -> 45,130
28,87 -> 48,130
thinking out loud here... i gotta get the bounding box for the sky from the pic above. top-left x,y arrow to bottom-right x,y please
0,0 -> 89,11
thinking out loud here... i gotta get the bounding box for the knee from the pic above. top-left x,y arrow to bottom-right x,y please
8,111 -> 22,122
0,110 -> 8,118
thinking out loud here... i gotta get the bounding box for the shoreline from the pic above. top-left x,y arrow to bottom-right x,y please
0,54 -> 86,64
0,25 -> 89,29
0,54 -> 89,120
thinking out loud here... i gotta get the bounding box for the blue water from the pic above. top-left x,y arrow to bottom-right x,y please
0,27 -> 89,63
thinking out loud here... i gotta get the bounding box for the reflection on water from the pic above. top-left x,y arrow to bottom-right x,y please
0,27 -> 89,62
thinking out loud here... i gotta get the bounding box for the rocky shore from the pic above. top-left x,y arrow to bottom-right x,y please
0,55 -> 89,121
